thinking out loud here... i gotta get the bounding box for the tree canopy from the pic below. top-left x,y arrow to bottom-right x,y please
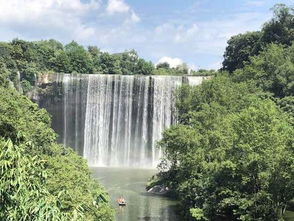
222,4 -> 294,72
0,81 -> 114,220
152,4 -> 294,221
233,43 -> 294,98
0,39 -> 157,93
154,75 -> 294,220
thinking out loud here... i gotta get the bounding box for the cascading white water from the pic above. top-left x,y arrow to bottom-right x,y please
47,74 -> 206,168
83,75 -> 180,167
151,76 -> 182,167
63,76 -> 69,146
60,74 -> 89,155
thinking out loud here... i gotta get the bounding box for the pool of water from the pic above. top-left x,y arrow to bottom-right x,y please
91,167 -> 180,221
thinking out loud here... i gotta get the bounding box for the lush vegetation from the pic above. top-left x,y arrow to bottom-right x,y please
223,4 -> 294,73
1,2 -> 293,220
153,62 -> 189,75
151,4 -> 294,221
0,78 -> 114,219
0,37 -> 217,95
0,39 -> 209,94
0,39 -> 156,92
154,62 -> 217,76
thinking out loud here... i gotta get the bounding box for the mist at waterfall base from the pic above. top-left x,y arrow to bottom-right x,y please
38,74 -> 205,168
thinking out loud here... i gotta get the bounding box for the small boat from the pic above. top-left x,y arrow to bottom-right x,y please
118,201 -> 127,206
117,197 -> 127,206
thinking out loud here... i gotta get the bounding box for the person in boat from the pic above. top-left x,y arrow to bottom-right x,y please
117,196 -> 126,205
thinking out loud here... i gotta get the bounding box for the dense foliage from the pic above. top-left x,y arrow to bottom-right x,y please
154,62 -> 217,76
0,82 -> 114,220
153,4 -> 294,221
233,43 -> 294,98
0,138 -> 64,220
154,62 -> 189,75
1,2 -> 293,220
223,4 -> 294,72
156,76 -> 294,220
0,39 -> 155,92
0,39 -> 216,95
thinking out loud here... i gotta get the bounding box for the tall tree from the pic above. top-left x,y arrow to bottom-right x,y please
65,41 -> 93,74
262,4 -> 294,45
233,43 -> 294,98
222,31 -> 262,72
222,4 -> 294,73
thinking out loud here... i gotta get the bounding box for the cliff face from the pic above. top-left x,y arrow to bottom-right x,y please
30,73 -> 64,104
37,73 -> 61,85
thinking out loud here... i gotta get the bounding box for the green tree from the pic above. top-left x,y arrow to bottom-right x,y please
222,31 -> 262,72
156,62 -> 170,69
0,42 -> 16,70
262,4 -> 294,46
0,138 -> 66,220
154,75 -> 294,220
10,39 -> 39,68
276,96 -> 294,119
88,46 -> 102,73
65,41 -> 93,74
222,4 -> 294,72
53,50 -> 71,73
0,61 -> 10,87
233,43 -> 294,98
99,52 -> 122,75
136,59 -> 154,75
0,86 -> 114,220
190,69 -> 217,76
44,145 -> 114,220
34,40 -> 63,71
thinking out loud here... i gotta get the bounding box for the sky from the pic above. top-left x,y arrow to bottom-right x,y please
0,0 -> 293,69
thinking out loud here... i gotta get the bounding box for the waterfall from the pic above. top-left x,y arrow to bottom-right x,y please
61,74 -> 89,155
151,76 -> 182,167
39,74 -> 206,168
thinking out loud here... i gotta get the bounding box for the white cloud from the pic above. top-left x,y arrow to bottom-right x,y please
0,0 -> 272,69
0,0 -> 141,43
175,24 -> 199,43
74,27 -> 96,41
153,11 -> 267,57
130,11 -> 140,23
106,0 -> 140,23
106,0 -> 129,14
0,0 -> 99,22
0,0 -> 100,41
157,56 -> 183,68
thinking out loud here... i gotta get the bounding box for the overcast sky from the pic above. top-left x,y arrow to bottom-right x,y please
0,0 -> 292,69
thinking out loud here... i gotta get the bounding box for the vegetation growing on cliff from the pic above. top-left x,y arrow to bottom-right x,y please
153,4 -> 294,220
0,80 -> 114,220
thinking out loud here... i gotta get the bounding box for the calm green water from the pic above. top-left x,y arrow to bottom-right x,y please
91,167 -> 180,221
